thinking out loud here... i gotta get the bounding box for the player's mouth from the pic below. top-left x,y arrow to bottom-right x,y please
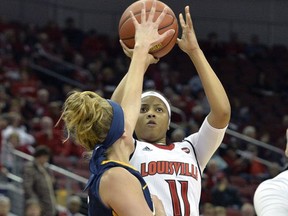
147,120 -> 157,127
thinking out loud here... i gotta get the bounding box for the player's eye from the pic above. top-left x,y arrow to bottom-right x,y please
140,107 -> 148,113
156,107 -> 163,112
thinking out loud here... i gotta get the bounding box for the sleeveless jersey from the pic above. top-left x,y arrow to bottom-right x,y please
130,117 -> 227,216
86,160 -> 154,216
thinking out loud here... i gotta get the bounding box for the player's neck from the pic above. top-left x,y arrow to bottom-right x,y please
107,143 -> 130,163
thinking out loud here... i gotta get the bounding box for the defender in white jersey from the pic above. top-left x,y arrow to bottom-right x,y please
129,6 -> 230,216
253,129 -> 288,216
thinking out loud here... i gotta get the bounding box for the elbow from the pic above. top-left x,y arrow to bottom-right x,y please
222,110 -> 231,124
208,105 -> 231,128
220,104 -> 231,123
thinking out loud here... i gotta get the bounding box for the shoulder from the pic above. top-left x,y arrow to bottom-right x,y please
275,169 -> 288,179
100,166 -> 139,189
99,166 -> 141,203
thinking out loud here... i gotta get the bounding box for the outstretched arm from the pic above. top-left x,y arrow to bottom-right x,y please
177,6 -> 230,129
118,1 -> 174,138
110,2 -> 173,215
111,37 -> 159,105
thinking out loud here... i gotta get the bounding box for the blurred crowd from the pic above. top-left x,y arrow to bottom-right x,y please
0,16 -> 288,215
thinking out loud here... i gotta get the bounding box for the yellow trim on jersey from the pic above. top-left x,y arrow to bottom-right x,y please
143,184 -> 148,190
102,160 -> 138,171
112,210 -> 118,216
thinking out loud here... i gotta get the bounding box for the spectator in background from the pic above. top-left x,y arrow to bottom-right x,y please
204,159 -> 224,190
24,199 -> 42,216
33,116 -> 84,162
214,206 -> 227,216
22,145 -> 57,216
33,116 -> 68,156
46,101 -> 62,125
245,144 -> 268,178
211,172 -> 242,209
1,132 -> 34,174
1,112 -> 35,146
200,202 -> 215,216
81,29 -> 101,61
59,195 -> 85,216
1,132 -> 18,172
222,144 -> 250,175
241,202 -> 256,216
0,194 -> 17,216
200,174 -> 212,204
170,128 -> 186,142
242,125 -> 257,140
32,89 -> 50,117
10,70 -> 40,100
264,162 -> 282,180
211,150 -> 228,171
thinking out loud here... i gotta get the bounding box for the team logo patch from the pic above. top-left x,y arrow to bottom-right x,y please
143,146 -> 153,151
181,147 -> 190,154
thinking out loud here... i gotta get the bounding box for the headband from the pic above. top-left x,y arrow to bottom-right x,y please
101,100 -> 125,148
141,91 -> 171,124
88,100 -> 125,176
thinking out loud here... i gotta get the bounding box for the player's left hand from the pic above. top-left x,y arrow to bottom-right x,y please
177,6 -> 200,54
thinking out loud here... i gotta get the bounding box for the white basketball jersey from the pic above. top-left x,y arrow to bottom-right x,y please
130,118 -> 227,216
254,170 -> 288,216
131,140 -> 201,216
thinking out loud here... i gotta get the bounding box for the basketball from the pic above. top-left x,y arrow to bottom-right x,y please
119,0 -> 178,58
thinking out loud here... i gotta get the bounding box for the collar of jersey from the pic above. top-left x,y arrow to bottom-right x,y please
102,159 -> 138,171
152,143 -> 175,150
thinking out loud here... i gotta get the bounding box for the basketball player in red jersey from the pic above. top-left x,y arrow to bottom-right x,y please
115,5 -> 231,216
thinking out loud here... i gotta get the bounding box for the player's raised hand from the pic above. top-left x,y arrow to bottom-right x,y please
130,0 -> 175,51
177,6 -> 200,54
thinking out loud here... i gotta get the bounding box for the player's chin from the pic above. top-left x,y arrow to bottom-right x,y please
143,133 -> 160,142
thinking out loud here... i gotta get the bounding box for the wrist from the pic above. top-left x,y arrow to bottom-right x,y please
187,48 -> 202,57
134,44 -> 150,54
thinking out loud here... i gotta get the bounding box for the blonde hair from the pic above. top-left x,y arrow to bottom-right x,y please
60,91 -> 112,150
